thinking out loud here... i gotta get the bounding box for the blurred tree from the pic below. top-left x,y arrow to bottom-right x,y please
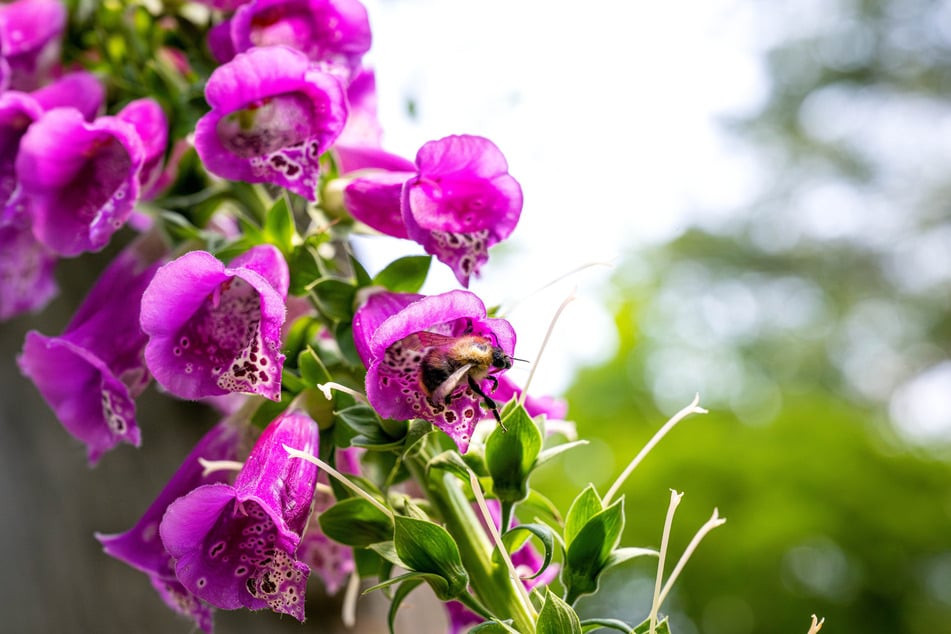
536,0 -> 951,632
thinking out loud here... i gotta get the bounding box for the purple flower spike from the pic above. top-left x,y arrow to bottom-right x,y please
117,98 -> 169,196
403,135 -> 523,286
18,237 -> 165,463
230,0 -> 371,81
160,409 -> 320,621
15,107 -> 145,256
96,419 -> 249,633
353,289 -> 516,452
140,245 -> 289,402
194,45 -> 348,200
0,0 -> 66,91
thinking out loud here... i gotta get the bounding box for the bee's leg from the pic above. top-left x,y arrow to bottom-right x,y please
485,374 -> 499,392
468,375 -> 506,432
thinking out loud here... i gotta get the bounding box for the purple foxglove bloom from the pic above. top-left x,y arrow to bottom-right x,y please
298,447 -> 361,594
342,135 -> 522,286
140,245 -> 289,402
31,70 -> 105,121
18,236 -> 165,463
0,0 -> 66,91
352,289 -> 516,452
230,0 -> 371,81
0,215 -> 56,319
160,409 -> 320,621
96,419 -> 250,633
15,107 -> 145,256
336,67 -> 383,147
116,98 -> 169,197
194,45 -> 348,201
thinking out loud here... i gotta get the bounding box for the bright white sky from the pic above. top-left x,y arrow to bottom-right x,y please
353,0 -> 768,399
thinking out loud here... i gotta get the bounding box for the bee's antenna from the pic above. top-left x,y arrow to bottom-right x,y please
511,356 -> 531,364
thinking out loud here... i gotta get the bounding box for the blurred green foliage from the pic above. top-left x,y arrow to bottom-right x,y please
536,0 -> 951,632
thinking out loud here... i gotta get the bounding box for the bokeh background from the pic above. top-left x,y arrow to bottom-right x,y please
3,0 -> 951,632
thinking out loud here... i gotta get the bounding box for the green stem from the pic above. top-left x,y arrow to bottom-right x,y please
406,437 -> 536,633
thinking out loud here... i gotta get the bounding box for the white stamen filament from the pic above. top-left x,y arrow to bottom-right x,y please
500,260 -> 614,317
648,489 -> 682,634
197,458 -> 244,477
317,382 -> 369,403
655,508 -> 726,611
283,445 -> 393,520
603,394 -> 708,506
341,570 -> 361,628
807,614 -> 825,634
468,471 -> 538,620
519,288 -> 576,405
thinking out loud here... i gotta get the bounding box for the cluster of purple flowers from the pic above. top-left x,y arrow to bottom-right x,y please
4,0 -> 568,631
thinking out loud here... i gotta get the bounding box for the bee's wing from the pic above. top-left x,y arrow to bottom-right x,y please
412,331 -> 457,348
433,363 -> 473,403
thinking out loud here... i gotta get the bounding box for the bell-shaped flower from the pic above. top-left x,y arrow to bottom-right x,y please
140,244 -> 289,402
335,67 -> 383,148
96,419 -> 250,633
15,107 -> 145,256
342,135 -> 522,286
17,235 -> 165,463
229,0 -> 371,82
194,45 -> 348,201
159,409 -> 321,621
0,0 -> 66,91
116,98 -> 169,197
0,216 -> 56,319
352,289 -> 516,452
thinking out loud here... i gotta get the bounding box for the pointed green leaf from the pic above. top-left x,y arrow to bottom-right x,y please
318,497 -> 393,547
368,540 -> 404,568
563,498 -> 626,604
263,195 -> 295,254
310,278 -> 357,322
427,449 -> 474,482
499,523 -> 555,580
393,516 -> 468,599
387,578 -> 424,634
372,255 -> 432,293
335,320 -> 362,366
633,617 -> 671,634
298,346 -> 331,386
537,589 -> 583,634
565,484 -> 603,547
349,252 -> 373,287
469,621 -> 521,633
580,618 -> 635,633
485,402 -> 542,503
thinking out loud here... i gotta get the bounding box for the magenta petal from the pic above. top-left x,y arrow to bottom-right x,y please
117,98 -> 169,194
0,218 -> 57,319
141,246 -> 288,401
336,67 -> 383,147
344,170 -> 414,239
31,71 -> 104,121
16,108 -> 145,256
0,0 -> 66,91
352,290 -> 421,366
194,46 -> 348,200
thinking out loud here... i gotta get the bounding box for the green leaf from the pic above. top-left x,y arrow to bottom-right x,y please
372,255 -> 432,293
536,589 -> 583,634
336,403 -> 406,450
298,346 -> 331,386
562,498 -> 626,604
499,523 -> 555,580
318,497 -> 393,547
565,485 -> 603,548
632,617 -> 671,634
393,516 -> 468,600
334,320 -> 362,366
387,578 -> 424,634
580,618 -> 635,633
287,241 -> 325,296
310,278 -> 357,322
426,449 -> 474,483
368,541 -> 404,567
485,402 -> 543,503
263,195 -> 296,254
349,252 -> 373,287
469,621 -> 521,633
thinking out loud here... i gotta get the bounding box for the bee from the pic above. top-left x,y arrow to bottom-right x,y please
412,330 -> 514,429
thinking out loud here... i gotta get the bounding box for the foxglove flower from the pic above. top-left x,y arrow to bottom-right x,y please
15,107 -> 145,256
140,244 -> 289,402
194,45 -> 348,200
96,419 -> 250,633
336,67 -> 383,148
0,0 -> 66,91
343,135 -> 522,286
353,289 -> 516,452
18,236 -> 165,463
116,98 -> 169,196
159,409 -> 320,621
228,0 -> 371,81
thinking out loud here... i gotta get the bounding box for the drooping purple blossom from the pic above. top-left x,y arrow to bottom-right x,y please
140,245 -> 289,402
96,419 -> 251,633
14,107 -> 145,256
116,98 -> 169,197
0,0 -> 66,91
17,235 -> 165,463
352,289 -> 516,452
229,0 -> 371,82
342,135 -> 522,286
194,45 -> 348,200
30,70 -> 105,120
335,67 -> 383,148
0,216 -> 56,319
159,409 -> 320,621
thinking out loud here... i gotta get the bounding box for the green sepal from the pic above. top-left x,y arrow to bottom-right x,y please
387,578 -> 424,634
485,401 -> 542,503
562,498 -> 626,604
287,238 -> 326,296
262,194 -> 296,255
334,320 -> 362,366
297,346 -> 332,387
633,617 -> 671,634
349,252 -> 373,287
353,546 -> 389,579
310,278 -> 357,322
318,497 -> 393,547
336,403 -> 406,450
498,523 -> 555,580
372,255 -> 432,293
469,621 -> 521,633
426,449 -> 474,483
580,618 -> 635,633
536,589 -> 583,634
564,484 -> 603,547
393,516 -> 468,600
